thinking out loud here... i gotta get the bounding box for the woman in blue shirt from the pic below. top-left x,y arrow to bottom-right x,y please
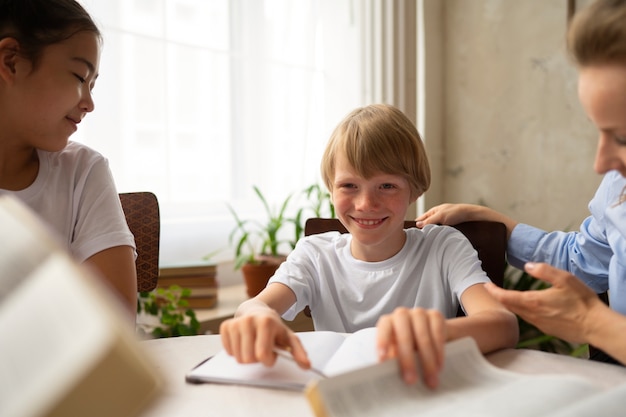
415,0 -> 626,366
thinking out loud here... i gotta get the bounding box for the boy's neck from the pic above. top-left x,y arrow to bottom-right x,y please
350,229 -> 407,262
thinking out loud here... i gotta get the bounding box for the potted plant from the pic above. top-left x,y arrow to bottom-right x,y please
136,286 -> 200,338
228,185 -> 294,297
229,183 -> 336,298
289,183 -> 335,248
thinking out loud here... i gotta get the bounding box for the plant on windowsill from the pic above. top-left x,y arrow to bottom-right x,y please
288,183 -> 335,248
228,185 -> 294,298
136,285 -> 200,338
228,183 -> 335,298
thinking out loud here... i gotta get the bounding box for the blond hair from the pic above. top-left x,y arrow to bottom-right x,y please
569,0 -> 626,207
320,104 -> 431,200
568,0 -> 626,66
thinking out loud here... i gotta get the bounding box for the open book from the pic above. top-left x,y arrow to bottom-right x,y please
187,324 -> 626,417
0,196 -> 162,417
186,327 -> 380,390
306,337 -> 626,417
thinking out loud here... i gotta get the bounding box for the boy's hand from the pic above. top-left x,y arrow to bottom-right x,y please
376,307 -> 446,389
220,310 -> 311,370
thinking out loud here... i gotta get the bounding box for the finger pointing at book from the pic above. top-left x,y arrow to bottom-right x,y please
220,284 -> 311,370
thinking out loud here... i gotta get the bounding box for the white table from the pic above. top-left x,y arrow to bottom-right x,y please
137,334 -> 626,417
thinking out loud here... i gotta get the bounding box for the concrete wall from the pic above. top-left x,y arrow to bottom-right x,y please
427,0 -> 600,232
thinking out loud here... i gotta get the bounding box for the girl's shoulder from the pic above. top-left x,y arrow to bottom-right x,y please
52,141 -> 105,160
40,141 -> 108,170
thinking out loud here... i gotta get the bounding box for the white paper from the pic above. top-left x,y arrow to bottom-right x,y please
186,327 -> 383,390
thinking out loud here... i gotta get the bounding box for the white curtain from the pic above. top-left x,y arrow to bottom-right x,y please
76,0 -> 416,265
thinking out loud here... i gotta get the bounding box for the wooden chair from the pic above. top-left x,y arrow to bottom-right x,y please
119,192 -> 160,292
304,218 -> 507,287
303,218 -> 507,318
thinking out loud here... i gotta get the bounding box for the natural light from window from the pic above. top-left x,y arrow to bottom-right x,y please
76,0 -> 364,264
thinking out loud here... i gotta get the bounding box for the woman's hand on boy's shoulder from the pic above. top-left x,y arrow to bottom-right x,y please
415,203 -> 480,227
416,204 -> 518,238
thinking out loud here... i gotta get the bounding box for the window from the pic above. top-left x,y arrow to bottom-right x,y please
77,0 -> 364,263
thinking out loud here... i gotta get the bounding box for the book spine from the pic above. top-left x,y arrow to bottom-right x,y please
305,383 -> 330,417
156,266 -> 218,309
157,275 -> 217,288
184,296 -> 218,309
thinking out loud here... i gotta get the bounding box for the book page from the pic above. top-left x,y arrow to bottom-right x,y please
0,255 -> 113,417
307,337 -> 602,417
322,327 -> 379,376
186,330 -> 349,390
0,197 -> 58,303
550,382 -> 626,417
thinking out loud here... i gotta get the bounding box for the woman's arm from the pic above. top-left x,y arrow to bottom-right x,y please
586,306 -> 626,365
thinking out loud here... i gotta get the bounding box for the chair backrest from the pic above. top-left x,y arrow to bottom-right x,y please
304,218 -> 507,287
119,192 -> 160,292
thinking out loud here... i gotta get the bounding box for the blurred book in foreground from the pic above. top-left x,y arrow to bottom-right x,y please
0,195 -> 162,417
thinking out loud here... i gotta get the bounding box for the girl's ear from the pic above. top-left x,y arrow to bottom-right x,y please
0,37 -> 20,82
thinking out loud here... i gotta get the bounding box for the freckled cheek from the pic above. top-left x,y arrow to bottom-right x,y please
331,194 -> 352,212
385,194 -> 412,214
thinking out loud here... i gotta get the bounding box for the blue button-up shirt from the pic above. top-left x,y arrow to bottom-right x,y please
508,171 -> 626,315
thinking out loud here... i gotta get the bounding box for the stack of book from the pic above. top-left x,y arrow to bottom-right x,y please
158,262 -> 218,309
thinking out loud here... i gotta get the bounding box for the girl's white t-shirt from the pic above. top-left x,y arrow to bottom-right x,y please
0,141 -> 135,262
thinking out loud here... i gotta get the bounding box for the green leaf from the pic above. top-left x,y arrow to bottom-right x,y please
147,302 -> 159,315
151,327 -> 168,338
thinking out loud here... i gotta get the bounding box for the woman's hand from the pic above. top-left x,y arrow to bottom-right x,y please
415,203 -> 482,227
484,262 -> 604,344
376,307 -> 446,389
415,203 -> 518,238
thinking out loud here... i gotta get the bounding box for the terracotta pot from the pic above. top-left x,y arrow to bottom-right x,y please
241,260 -> 282,298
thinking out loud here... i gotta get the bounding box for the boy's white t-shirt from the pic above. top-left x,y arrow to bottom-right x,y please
0,141 -> 135,262
269,225 -> 489,333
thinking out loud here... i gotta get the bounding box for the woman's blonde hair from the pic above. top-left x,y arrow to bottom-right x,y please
569,0 -> 626,207
320,104 -> 431,200
568,0 -> 626,67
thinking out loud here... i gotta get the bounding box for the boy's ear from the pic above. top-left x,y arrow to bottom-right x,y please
0,37 -> 20,82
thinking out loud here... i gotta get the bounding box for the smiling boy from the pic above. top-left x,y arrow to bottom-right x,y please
220,104 -> 518,388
